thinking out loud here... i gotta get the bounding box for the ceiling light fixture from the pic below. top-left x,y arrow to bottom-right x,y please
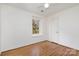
44,3 -> 49,8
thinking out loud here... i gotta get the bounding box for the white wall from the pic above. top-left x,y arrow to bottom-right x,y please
48,6 -> 79,50
0,5 -> 1,51
1,5 -> 47,51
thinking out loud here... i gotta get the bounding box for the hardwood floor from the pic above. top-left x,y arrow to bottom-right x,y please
1,40 -> 79,56
0,52 -> 1,56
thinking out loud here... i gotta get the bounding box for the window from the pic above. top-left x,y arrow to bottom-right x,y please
32,16 -> 40,34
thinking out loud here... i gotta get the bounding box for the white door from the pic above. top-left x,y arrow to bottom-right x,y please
48,16 -> 59,43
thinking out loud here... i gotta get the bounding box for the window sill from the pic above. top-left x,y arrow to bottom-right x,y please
32,34 -> 43,37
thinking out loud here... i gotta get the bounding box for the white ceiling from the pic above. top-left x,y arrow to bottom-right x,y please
5,3 -> 79,16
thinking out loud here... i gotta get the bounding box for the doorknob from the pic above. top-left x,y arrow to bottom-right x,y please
56,32 -> 59,33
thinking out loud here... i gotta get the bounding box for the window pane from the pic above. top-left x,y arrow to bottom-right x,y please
32,19 -> 39,34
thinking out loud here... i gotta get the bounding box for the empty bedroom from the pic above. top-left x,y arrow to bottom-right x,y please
0,3 -> 79,56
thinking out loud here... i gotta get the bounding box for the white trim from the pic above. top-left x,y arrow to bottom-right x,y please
32,33 -> 43,37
